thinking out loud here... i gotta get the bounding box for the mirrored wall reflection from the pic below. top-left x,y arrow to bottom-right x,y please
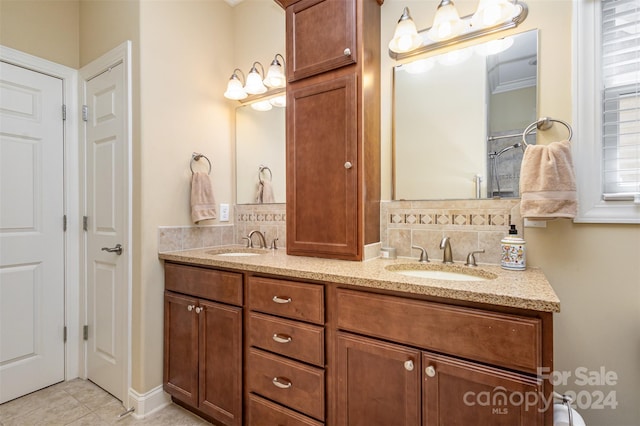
393,29 -> 538,200
235,104 -> 286,204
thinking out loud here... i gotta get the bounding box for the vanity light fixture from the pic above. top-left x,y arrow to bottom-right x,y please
245,61 -> 268,95
388,0 -> 528,60
223,68 -> 248,100
263,54 -> 286,88
388,7 -> 422,53
428,0 -> 466,42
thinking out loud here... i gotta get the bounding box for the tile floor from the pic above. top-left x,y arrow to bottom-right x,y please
0,379 -> 209,425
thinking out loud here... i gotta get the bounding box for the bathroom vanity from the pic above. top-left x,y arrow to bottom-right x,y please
160,248 -> 559,425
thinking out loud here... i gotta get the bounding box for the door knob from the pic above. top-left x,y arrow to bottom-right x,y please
101,244 -> 123,255
344,161 -> 353,169
344,48 -> 351,56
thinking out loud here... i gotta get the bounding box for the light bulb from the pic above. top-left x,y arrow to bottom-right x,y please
428,0 -> 466,42
388,7 -> 422,53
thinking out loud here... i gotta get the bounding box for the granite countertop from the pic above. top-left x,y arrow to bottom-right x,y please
159,246 -> 560,313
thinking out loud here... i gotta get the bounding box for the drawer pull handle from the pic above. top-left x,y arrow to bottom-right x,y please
272,296 -> 292,304
187,305 -> 195,312
425,365 -> 436,378
272,333 -> 293,344
404,360 -> 414,371
272,377 -> 292,389
344,48 -> 351,56
195,306 -> 203,314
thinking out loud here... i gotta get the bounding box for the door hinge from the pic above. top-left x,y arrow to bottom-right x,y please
82,105 -> 89,122
62,104 -> 67,121
83,216 -> 88,231
63,326 -> 67,343
63,215 -> 67,231
83,325 -> 88,341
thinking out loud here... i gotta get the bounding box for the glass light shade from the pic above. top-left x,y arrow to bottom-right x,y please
251,100 -> 272,111
388,8 -> 422,53
264,63 -> 286,88
471,0 -> 517,29
269,95 -> 286,108
427,0 -> 466,42
224,75 -> 247,100
245,67 -> 267,95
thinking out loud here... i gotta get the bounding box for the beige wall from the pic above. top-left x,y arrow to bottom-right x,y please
0,0 -> 80,68
382,1 -> 639,424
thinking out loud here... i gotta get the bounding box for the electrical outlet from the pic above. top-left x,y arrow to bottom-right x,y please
219,203 -> 229,222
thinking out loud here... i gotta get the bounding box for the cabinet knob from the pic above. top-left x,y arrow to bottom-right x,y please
344,161 -> 353,169
272,377 -> 292,389
425,365 -> 436,377
344,48 -> 351,56
272,333 -> 293,344
404,360 -> 414,371
195,306 -> 203,314
272,296 -> 292,304
187,305 -> 195,312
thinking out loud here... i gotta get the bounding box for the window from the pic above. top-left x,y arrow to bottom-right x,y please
574,0 -> 640,223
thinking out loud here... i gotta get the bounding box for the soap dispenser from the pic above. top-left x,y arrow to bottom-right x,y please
501,224 -> 526,270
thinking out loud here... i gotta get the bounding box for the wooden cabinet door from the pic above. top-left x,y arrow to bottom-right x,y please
163,292 -> 199,407
198,300 -> 243,426
287,73 -> 359,260
422,352 -> 543,426
287,0 -> 356,81
335,332 -> 421,426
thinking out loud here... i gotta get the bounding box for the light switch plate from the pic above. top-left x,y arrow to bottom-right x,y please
219,203 -> 229,222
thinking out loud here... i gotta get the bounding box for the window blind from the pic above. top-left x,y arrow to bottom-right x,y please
601,0 -> 640,200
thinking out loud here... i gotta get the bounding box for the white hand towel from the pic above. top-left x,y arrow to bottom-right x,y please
191,171 -> 217,223
519,140 -> 577,220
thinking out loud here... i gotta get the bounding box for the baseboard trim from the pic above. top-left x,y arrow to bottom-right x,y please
127,385 -> 171,419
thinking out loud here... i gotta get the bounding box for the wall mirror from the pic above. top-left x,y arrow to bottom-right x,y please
393,29 -> 538,200
235,104 -> 286,204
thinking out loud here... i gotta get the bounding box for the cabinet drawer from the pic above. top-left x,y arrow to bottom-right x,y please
248,394 -> 323,426
248,276 -> 324,324
249,312 -> 325,366
336,289 -> 541,373
248,348 -> 325,421
164,263 -> 242,306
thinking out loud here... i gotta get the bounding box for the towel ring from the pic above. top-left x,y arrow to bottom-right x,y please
190,152 -> 212,175
522,117 -> 573,146
258,165 -> 272,183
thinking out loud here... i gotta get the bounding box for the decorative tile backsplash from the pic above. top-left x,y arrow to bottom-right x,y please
157,224 -> 235,252
235,203 -> 287,248
381,199 -> 522,265
158,200 -> 521,266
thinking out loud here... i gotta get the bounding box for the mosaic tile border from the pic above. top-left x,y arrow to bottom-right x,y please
235,204 -> 287,224
388,211 -> 511,227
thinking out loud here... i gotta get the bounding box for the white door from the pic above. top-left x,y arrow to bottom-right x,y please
0,61 -> 65,403
83,60 -> 128,402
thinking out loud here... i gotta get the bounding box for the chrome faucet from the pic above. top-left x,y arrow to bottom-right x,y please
440,236 -> 453,264
247,230 -> 267,249
411,245 -> 429,263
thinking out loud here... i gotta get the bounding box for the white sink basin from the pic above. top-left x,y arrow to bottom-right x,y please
206,247 -> 268,257
393,269 -> 489,281
216,252 -> 262,257
386,264 -> 497,282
